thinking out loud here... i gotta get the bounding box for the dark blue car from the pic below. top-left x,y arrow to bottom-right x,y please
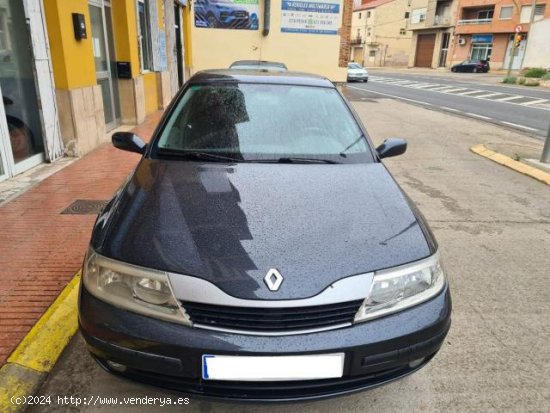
79,70 -> 451,402
194,0 -> 254,29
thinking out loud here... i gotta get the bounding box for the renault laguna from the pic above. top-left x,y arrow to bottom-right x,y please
79,70 -> 451,402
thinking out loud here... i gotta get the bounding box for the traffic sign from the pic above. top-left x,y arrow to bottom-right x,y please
515,25 -> 523,33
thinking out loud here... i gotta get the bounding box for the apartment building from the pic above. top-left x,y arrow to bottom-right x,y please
350,0 -> 413,66
451,0 -> 550,69
408,0 -> 458,67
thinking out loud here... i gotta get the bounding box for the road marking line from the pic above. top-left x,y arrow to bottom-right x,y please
496,95 -> 524,101
347,86 -> 433,106
428,86 -> 457,91
474,93 -> 503,99
521,98 -> 549,106
501,121 -> 538,131
440,106 -> 460,112
442,88 -> 467,93
411,84 -> 438,89
432,86 -> 457,91
454,90 -> 484,95
466,112 -> 491,120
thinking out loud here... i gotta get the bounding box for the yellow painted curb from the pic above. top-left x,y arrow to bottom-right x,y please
470,144 -> 550,185
0,271 -> 80,413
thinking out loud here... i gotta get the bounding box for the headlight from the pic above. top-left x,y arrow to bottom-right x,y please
354,252 -> 446,323
83,250 -> 191,325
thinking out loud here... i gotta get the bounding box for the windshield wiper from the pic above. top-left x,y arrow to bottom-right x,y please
157,148 -> 244,163
252,157 -> 338,164
339,134 -> 365,157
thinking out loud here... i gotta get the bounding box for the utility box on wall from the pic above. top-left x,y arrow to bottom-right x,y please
72,13 -> 87,40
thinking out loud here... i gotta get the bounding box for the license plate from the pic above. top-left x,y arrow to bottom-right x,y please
202,353 -> 345,381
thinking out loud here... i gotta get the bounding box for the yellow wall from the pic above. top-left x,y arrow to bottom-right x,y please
44,0 -> 96,89
143,72 -> 159,113
112,0 -> 140,78
183,5 -> 193,69
190,0 -> 347,82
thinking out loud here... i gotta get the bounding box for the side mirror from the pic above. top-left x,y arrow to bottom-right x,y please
112,132 -> 146,154
376,138 -> 407,159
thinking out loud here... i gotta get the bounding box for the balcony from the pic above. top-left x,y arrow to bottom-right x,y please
350,36 -> 364,46
434,15 -> 451,26
457,18 -> 492,25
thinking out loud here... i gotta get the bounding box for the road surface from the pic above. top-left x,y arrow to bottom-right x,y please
348,70 -> 550,138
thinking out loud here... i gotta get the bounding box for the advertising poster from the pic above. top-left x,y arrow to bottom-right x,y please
194,0 -> 259,30
281,0 -> 340,35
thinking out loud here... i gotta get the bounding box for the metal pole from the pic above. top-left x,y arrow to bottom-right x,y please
519,0 -> 538,69
541,120 -> 550,163
506,41 -> 517,78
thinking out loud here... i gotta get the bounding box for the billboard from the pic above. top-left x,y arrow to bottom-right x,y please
281,0 -> 340,35
194,0 -> 259,30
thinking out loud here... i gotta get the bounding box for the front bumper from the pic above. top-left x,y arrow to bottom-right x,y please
347,75 -> 369,82
79,283 -> 451,402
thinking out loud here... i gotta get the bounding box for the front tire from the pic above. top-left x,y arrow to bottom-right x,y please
451,67 -> 457,73
473,68 -> 478,73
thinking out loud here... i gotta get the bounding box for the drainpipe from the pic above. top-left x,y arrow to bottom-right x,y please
263,0 -> 271,36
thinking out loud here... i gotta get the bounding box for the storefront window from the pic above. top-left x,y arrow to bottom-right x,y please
137,0 -> 153,71
471,44 -> 492,60
0,0 -> 44,165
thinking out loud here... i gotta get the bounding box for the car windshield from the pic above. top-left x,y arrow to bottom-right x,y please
348,63 -> 362,69
154,83 -> 372,163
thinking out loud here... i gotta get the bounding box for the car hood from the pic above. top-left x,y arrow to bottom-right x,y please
348,68 -> 368,75
93,160 -> 432,300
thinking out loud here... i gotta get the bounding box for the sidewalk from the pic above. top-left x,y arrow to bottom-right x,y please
0,111 -> 162,366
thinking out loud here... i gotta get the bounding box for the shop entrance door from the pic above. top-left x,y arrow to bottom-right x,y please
0,0 -> 47,179
89,0 -> 121,131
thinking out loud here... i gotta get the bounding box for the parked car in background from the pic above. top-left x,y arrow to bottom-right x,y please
347,63 -> 369,82
451,59 -> 490,73
230,60 -> 288,72
80,69 -> 451,402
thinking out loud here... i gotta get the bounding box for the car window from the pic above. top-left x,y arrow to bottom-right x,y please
155,83 -> 372,163
348,63 -> 362,69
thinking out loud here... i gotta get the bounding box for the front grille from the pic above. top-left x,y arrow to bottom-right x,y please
182,300 -> 363,333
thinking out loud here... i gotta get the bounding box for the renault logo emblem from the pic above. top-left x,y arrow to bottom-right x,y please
264,268 -> 283,291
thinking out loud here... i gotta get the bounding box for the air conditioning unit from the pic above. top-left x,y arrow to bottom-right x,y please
458,37 -> 466,46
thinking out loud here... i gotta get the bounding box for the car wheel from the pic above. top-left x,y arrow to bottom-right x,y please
473,68 -> 478,73
451,67 -> 457,72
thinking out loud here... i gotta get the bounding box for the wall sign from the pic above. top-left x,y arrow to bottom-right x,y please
194,0 -> 259,30
471,34 -> 493,44
281,0 -> 340,35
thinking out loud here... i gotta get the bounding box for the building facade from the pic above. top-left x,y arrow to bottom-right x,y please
451,0 -> 550,69
408,0 -> 458,68
188,0 -> 353,82
0,0 -> 189,181
1,0 -> 355,182
350,0 -> 413,67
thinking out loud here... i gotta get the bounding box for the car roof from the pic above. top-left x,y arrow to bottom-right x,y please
230,60 -> 287,69
189,69 -> 335,88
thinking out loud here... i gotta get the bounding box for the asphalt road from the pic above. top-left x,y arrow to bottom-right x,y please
348,70 -> 550,139
27,100 -> 550,412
